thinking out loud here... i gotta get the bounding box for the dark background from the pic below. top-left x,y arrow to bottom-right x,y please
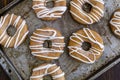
0,0 -> 14,9
0,63 -> 120,80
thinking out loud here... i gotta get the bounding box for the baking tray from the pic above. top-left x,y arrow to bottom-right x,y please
0,0 -> 22,15
0,0 -> 120,80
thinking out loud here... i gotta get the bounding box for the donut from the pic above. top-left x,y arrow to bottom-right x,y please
0,14 -> 29,48
32,0 -> 67,21
30,63 -> 65,80
29,27 -> 65,61
70,0 -> 104,24
110,9 -> 120,37
68,28 -> 104,64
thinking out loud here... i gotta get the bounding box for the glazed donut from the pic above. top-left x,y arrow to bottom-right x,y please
32,0 -> 67,21
70,0 -> 104,24
30,27 -> 65,61
68,28 -> 104,64
30,63 -> 65,80
0,14 -> 29,48
110,9 -> 120,37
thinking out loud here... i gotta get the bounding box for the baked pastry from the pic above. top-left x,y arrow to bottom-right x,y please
0,14 -> 29,48
32,0 -> 67,21
70,0 -> 104,24
30,27 -> 65,61
110,9 -> 120,37
68,28 -> 104,64
30,63 -> 65,80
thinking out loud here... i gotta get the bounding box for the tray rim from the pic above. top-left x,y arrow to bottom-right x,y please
87,55 -> 120,80
0,0 -> 22,15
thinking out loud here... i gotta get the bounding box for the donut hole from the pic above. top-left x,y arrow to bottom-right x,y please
7,25 -> 17,37
43,74 -> 53,80
43,40 -> 52,48
82,2 -> 92,13
81,42 -> 92,51
45,0 -> 54,8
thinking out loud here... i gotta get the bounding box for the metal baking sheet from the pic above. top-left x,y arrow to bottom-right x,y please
0,0 -> 22,15
0,48 -> 23,80
0,0 -> 120,80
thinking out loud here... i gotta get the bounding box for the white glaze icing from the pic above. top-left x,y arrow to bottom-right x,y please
70,0 -> 104,24
30,64 -> 65,80
0,14 -> 29,48
32,0 -> 67,18
68,28 -> 104,64
30,29 -> 65,59
110,11 -> 120,36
